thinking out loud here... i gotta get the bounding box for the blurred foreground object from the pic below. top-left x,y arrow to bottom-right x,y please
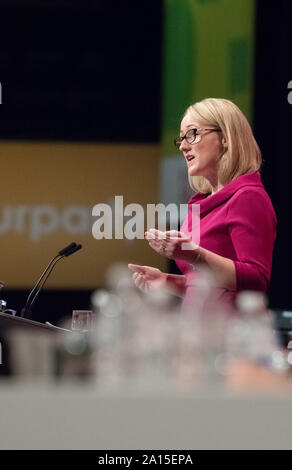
3,263 -> 292,392
71,310 -> 97,331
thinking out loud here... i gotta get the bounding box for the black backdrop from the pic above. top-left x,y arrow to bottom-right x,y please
0,1 -> 162,142
254,0 -> 292,309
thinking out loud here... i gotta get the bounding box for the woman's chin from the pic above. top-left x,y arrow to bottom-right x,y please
188,166 -> 200,177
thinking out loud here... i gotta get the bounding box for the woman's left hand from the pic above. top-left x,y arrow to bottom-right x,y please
145,228 -> 200,263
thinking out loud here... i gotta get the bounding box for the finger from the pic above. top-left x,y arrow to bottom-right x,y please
154,229 -> 167,240
181,240 -> 199,251
140,278 -> 148,292
146,228 -> 166,240
170,235 -> 192,245
132,273 -> 140,286
145,229 -> 160,240
166,230 -> 191,241
150,239 -> 163,249
133,272 -> 139,281
137,276 -> 147,291
149,241 -> 169,258
148,240 -> 163,253
133,273 -> 143,289
145,230 -> 155,240
165,230 -> 181,239
147,238 -> 158,248
143,281 -> 150,293
178,231 -> 192,240
128,264 -> 147,274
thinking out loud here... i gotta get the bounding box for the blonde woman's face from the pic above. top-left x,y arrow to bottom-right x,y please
179,113 -> 226,182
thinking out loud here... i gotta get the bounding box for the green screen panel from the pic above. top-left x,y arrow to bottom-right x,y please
162,0 -> 255,156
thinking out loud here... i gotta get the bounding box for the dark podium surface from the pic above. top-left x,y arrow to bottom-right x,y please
0,311 -> 59,333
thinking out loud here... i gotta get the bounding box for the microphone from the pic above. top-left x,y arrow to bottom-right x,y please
20,242 -> 82,319
61,244 -> 82,257
58,242 -> 77,257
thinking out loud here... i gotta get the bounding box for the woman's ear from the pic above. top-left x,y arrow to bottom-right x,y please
222,135 -> 228,149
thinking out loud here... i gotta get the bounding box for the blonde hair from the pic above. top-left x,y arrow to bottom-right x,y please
183,98 -> 262,194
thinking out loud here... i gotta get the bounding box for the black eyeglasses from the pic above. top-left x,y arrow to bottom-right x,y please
174,127 -> 221,150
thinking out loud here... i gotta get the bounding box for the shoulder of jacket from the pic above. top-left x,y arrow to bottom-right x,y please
229,186 -> 270,203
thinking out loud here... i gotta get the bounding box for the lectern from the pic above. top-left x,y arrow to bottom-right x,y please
0,312 -> 60,375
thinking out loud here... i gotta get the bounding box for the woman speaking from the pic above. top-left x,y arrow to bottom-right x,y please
129,98 -> 277,309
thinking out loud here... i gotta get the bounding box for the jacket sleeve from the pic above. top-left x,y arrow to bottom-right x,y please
226,189 -> 277,292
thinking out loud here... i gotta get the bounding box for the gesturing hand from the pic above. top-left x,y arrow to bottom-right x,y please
128,264 -> 167,293
145,229 -> 199,263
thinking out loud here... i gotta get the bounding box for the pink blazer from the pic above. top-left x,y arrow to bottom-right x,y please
176,172 -> 277,308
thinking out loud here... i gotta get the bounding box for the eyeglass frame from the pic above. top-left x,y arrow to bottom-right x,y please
174,127 -> 221,150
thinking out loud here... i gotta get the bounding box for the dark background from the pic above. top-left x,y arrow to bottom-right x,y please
254,0 -> 292,310
0,1 -> 162,142
1,0 -> 292,323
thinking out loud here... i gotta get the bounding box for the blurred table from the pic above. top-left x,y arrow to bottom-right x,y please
0,383 -> 291,450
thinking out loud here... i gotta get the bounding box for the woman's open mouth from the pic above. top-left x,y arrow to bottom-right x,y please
186,154 -> 195,162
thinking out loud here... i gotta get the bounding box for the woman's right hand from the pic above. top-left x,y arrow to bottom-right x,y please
128,264 -> 167,293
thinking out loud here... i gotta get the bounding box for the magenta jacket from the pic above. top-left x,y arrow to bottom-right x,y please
176,172 -> 277,306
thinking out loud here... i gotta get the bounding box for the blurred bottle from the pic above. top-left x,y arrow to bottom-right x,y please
226,291 -> 287,375
91,288 -> 124,386
91,263 -> 184,388
54,328 -> 95,381
176,266 -> 230,388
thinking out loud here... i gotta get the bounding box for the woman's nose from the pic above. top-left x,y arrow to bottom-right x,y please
179,139 -> 192,152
